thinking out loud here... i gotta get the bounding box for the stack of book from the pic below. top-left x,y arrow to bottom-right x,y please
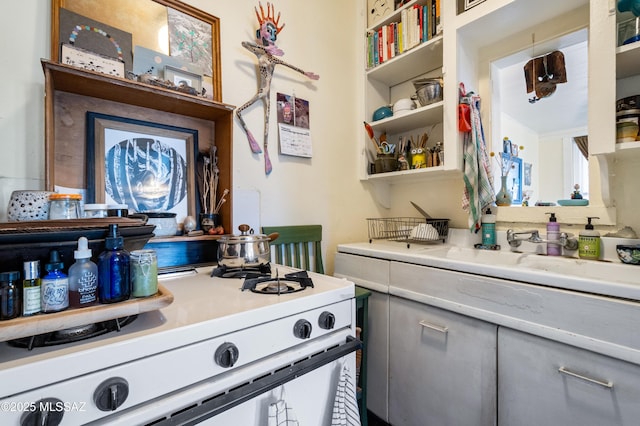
366,0 -> 442,69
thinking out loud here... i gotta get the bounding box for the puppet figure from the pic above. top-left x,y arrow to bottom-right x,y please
235,2 -> 319,174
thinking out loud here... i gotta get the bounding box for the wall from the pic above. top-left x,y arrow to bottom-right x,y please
0,0 -> 381,274
2,1 -> 638,275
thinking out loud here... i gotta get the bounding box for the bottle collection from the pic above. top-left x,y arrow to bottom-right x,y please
0,224 -> 158,321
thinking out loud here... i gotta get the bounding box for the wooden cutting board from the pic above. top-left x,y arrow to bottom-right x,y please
0,284 -> 173,342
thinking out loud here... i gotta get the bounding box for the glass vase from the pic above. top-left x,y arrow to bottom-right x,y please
496,175 -> 512,206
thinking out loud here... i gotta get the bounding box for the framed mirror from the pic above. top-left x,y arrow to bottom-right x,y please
50,0 -> 222,102
490,28 -> 588,206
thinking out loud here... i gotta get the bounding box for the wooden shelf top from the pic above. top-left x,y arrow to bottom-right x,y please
42,59 -> 235,121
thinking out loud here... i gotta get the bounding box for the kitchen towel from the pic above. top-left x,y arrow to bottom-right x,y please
460,83 -> 495,232
267,398 -> 299,426
331,363 -> 361,426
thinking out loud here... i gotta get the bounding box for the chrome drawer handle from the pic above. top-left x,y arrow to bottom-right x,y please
419,320 -> 448,334
558,366 -> 613,389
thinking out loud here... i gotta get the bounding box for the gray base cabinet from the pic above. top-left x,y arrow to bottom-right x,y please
389,296 -> 497,426
335,249 -> 640,426
498,327 -> 640,426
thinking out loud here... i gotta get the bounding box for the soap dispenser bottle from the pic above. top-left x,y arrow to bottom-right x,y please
481,208 -> 497,246
98,224 -> 131,303
546,212 -> 561,256
578,217 -> 601,260
68,237 -> 98,308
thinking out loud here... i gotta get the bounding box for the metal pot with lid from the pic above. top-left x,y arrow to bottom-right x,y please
217,224 -> 279,268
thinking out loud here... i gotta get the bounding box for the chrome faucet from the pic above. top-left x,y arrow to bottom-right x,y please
507,229 -> 578,250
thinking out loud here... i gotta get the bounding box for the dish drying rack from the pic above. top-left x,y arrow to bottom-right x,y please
367,217 -> 449,247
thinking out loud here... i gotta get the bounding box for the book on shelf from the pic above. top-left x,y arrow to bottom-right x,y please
365,1 -> 442,70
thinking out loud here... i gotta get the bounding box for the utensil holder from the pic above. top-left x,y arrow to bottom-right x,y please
374,154 -> 397,173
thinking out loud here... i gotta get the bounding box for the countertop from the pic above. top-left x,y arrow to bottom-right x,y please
337,235 -> 640,302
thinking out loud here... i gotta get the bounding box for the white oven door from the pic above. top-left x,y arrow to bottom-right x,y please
203,351 -> 358,426
92,330 -> 360,426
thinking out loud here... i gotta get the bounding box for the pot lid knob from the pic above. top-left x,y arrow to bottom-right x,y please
238,224 -> 253,235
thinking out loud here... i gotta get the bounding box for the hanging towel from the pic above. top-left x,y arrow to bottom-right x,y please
331,363 -> 361,426
460,84 -> 495,232
268,387 -> 299,426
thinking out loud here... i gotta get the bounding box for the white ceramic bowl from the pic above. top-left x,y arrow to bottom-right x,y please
393,98 -> 416,116
144,212 -> 178,237
7,190 -> 55,221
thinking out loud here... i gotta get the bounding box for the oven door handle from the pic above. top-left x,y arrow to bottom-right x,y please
156,336 -> 361,425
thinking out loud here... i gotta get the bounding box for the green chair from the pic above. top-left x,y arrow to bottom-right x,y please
261,225 -> 324,273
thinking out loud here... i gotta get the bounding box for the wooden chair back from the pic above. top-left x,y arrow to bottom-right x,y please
261,225 -> 324,274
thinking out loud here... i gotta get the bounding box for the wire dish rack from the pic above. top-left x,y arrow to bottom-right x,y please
367,217 -> 449,247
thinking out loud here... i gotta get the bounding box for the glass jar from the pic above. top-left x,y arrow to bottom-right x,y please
130,250 -> 158,298
48,194 -> 82,220
0,271 -> 22,320
107,204 -> 128,218
83,203 -> 109,218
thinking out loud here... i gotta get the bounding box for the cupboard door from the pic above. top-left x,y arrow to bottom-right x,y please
499,327 -> 640,426
389,296 -> 497,426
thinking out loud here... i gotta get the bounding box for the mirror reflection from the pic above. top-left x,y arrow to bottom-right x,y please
490,28 -> 588,206
53,0 -> 221,101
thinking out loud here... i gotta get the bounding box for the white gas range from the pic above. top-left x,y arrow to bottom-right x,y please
0,265 -> 359,425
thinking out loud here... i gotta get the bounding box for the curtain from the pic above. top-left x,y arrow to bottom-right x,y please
573,135 -> 588,160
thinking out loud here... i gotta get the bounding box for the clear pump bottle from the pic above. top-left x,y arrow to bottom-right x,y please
98,224 -> 131,303
546,213 -> 561,256
68,237 -> 98,308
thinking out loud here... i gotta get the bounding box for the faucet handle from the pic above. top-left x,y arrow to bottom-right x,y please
560,232 -> 579,251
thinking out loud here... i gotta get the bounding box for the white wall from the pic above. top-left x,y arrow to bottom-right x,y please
2,1 -> 638,273
0,0 -> 379,274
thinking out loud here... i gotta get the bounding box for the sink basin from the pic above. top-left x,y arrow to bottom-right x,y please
416,245 -> 640,301
420,246 -> 525,267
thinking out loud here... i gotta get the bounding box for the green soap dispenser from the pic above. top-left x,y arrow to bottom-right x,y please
578,217 -> 600,260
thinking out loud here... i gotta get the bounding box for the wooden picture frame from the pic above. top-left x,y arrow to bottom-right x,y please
86,112 -> 199,224
51,0 -> 222,101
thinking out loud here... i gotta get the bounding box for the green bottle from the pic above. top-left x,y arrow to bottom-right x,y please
578,217 -> 600,260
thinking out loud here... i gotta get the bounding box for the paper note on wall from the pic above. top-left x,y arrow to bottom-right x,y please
278,123 -> 313,158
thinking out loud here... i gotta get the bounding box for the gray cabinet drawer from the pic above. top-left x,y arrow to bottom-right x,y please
499,327 -> 640,426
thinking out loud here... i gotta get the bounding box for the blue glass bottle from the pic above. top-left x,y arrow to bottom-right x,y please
41,250 -> 69,313
98,224 -> 130,303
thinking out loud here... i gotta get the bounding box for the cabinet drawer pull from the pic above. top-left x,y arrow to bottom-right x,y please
419,320 -> 448,334
558,366 -> 613,389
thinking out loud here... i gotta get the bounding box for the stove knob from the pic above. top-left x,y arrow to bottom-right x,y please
93,377 -> 129,411
293,319 -> 313,339
318,311 -> 336,330
215,342 -> 239,368
20,398 -> 64,426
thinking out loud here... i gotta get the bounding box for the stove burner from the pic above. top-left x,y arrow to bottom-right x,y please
242,270 -> 314,294
8,316 -> 138,350
211,263 -> 272,279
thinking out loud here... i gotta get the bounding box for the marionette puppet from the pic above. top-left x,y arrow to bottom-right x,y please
235,2 -> 319,174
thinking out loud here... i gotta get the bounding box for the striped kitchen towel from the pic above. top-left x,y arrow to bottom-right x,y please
461,84 -> 495,232
331,363 -> 361,426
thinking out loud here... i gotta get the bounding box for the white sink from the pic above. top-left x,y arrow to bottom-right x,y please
419,246 -> 525,267
416,245 -> 640,301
